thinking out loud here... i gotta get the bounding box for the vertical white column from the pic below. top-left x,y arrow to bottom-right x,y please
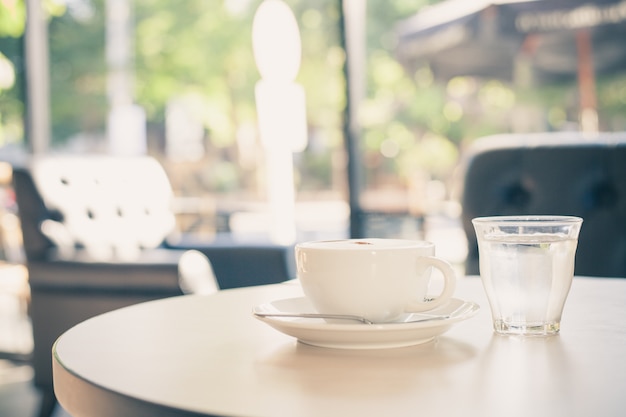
106,0 -> 146,155
25,0 -> 50,154
252,0 -> 307,244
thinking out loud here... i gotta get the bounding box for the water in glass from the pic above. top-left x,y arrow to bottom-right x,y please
479,233 -> 577,335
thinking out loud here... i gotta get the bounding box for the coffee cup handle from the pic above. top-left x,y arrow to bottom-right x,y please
405,256 -> 457,313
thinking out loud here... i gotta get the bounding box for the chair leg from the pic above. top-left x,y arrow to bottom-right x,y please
37,389 -> 57,417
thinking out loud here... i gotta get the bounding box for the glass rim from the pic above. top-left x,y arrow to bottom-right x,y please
471,215 -> 583,226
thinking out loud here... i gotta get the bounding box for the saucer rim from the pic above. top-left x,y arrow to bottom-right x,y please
253,297 -> 479,349
253,297 -> 479,331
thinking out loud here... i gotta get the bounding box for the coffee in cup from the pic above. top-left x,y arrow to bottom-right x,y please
295,238 -> 457,323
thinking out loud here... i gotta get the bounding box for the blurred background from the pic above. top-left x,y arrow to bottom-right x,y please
1,1 -> 625,415
2,0 -> 626,262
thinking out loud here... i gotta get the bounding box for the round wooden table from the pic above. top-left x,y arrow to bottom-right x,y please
53,276 -> 626,417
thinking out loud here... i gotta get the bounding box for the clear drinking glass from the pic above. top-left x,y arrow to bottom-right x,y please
472,215 -> 583,336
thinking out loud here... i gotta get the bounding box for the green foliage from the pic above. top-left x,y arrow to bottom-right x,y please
360,1 -> 466,187
0,0 -> 25,37
47,0 -> 107,142
0,0 -> 25,146
3,0 -> 626,201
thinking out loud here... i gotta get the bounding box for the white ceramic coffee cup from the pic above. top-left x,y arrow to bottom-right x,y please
295,238 -> 457,323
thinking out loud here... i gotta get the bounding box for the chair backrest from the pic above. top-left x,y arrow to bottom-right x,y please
460,132 -> 626,278
12,155 -> 176,261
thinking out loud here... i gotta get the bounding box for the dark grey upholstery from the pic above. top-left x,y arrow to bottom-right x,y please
460,132 -> 626,278
11,155 -> 294,417
167,235 -> 296,289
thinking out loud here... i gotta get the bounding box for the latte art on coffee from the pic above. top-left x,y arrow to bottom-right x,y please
299,238 -> 433,250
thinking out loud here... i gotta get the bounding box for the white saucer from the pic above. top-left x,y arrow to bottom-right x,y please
253,297 -> 479,349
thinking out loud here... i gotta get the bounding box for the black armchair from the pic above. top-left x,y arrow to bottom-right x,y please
460,132 -> 626,278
